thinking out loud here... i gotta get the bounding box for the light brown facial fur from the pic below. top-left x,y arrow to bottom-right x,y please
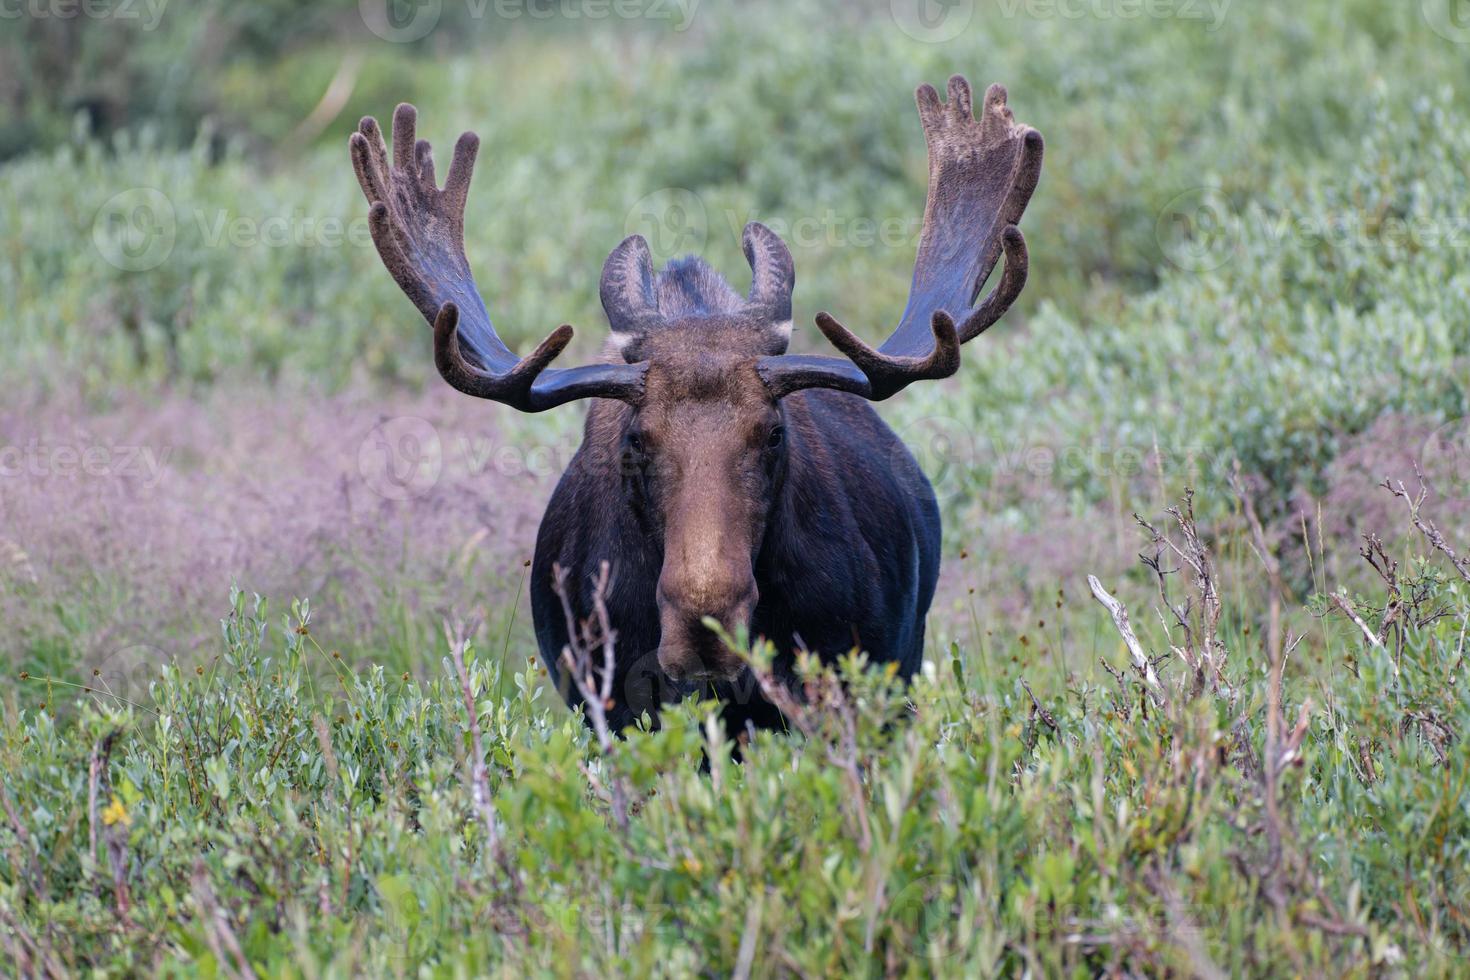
607,320 -> 786,681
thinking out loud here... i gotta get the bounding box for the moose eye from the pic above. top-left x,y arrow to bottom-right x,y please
627,431 -> 643,454
766,426 -> 785,450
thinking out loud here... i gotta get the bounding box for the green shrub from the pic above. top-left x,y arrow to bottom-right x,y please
3,506 -> 1468,975
4,1 -> 1467,516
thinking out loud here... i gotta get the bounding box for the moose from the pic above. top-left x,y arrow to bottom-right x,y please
349,75 -> 1043,734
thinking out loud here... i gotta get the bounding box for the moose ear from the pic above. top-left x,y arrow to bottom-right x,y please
600,235 -> 659,334
743,222 -> 794,328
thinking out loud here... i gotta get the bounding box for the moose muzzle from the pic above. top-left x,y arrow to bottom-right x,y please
655,562 -> 758,683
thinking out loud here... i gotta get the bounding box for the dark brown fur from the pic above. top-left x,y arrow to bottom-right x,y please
533,299 -> 941,732
349,76 -> 1042,736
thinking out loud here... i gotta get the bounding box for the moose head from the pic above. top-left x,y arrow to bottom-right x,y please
350,76 -> 1042,717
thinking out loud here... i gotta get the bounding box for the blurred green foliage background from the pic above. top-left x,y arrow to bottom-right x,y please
4,2 -> 1470,974
3,0 -> 1468,515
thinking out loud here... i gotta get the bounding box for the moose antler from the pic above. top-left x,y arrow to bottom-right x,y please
350,104 -> 646,411
757,76 -> 1043,400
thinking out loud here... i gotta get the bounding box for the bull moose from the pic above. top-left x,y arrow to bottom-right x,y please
349,75 -> 1043,734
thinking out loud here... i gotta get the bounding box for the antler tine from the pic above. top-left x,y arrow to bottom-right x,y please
434,304 -> 575,411
757,74 -> 1042,402
799,310 -> 960,400
959,223 -> 1028,343
351,104 -> 645,411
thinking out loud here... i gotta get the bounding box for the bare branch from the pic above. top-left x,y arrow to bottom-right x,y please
0,901 -> 66,980
1383,474 -> 1470,582
191,861 -> 259,980
1088,575 -> 1167,708
1329,592 -> 1387,653
0,780 -> 48,904
1232,468 -> 1283,670
552,562 -> 630,831
1020,678 -> 1059,732
443,619 -> 509,860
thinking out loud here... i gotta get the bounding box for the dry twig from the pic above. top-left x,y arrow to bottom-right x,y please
191,861 -> 258,980
0,780 -> 48,904
444,619 -> 510,856
551,562 -> 631,831
0,900 -> 66,980
1020,678 -> 1059,732
86,730 -> 130,923
1087,575 -> 1167,708
1232,469 -> 1283,669
1329,593 -> 1387,653
1384,473 -> 1470,582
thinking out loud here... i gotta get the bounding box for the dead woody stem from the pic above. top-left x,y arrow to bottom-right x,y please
553,560 -> 631,831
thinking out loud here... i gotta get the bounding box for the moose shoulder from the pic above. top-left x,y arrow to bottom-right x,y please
349,75 -> 1043,735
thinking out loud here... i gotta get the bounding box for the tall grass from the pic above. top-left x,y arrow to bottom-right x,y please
3,1 -> 1470,973
4,498 -> 1468,975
